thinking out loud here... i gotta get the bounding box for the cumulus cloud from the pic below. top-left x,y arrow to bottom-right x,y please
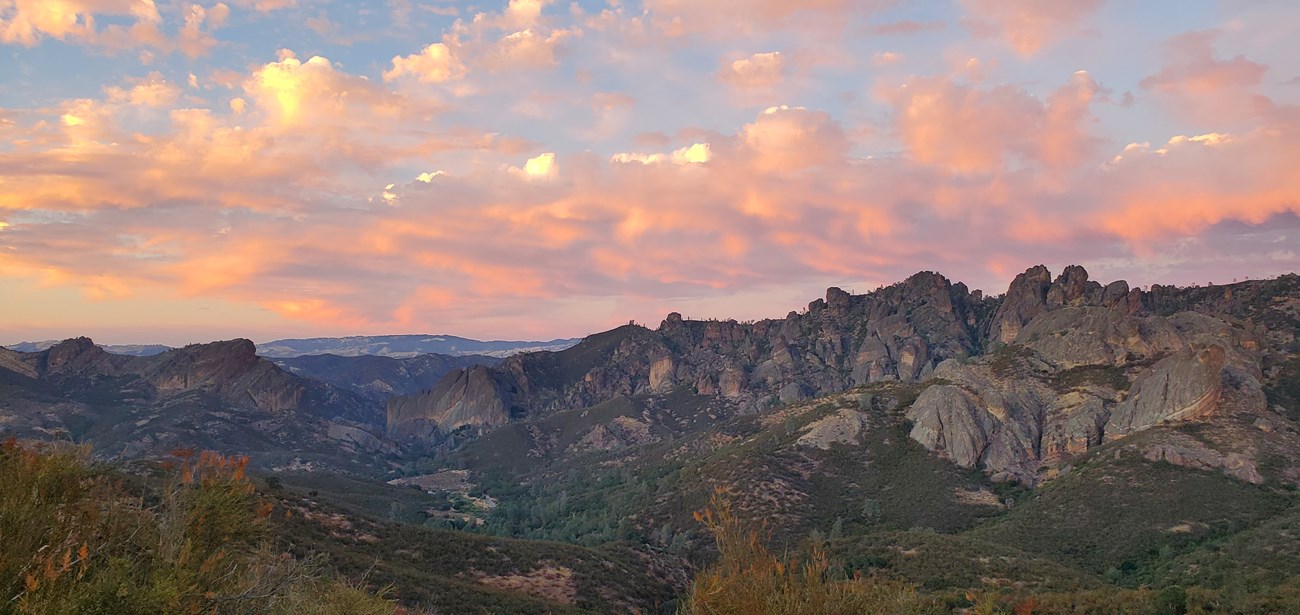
0,0 -> 159,45
0,0 -> 230,57
718,51 -> 786,89
612,142 -> 711,165
644,0 -> 887,38
385,43 -> 466,83
104,73 -> 180,107
521,152 -> 557,177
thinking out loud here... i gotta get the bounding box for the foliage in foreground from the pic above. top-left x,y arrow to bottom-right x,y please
0,439 -> 393,615
678,490 -> 929,615
677,490 -> 1300,615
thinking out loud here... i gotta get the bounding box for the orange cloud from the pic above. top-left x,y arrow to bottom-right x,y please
0,0 -> 159,46
385,43 -> 467,83
644,0 -> 885,38
0,0 -> 229,57
104,73 -> 180,107
1098,122 -> 1300,242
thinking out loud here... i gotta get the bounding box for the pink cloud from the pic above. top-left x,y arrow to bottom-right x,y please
718,51 -> 786,90
960,0 -> 1104,56
2,4 -> 1299,343
1139,31 -> 1273,124
882,71 -> 1102,175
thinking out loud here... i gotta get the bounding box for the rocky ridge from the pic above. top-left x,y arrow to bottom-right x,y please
390,265 -> 1300,486
0,338 -> 388,465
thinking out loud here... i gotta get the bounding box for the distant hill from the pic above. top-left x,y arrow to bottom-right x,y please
0,337 -> 389,469
5,340 -> 171,356
255,334 -> 582,359
273,352 -> 501,403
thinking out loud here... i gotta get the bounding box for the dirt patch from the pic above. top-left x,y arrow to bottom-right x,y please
953,488 -> 1004,507
474,564 -> 577,605
387,469 -> 471,492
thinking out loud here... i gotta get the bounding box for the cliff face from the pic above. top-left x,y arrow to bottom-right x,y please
386,365 -> 511,440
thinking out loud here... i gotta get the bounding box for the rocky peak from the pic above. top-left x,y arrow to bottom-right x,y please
825,287 -> 852,313
1046,265 -> 1097,308
986,265 -> 1142,346
987,266 -> 1053,345
41,337 -> 115,375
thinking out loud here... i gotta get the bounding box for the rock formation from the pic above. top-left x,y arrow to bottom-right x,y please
386,365 -> 511,440
387,271 -> 994,437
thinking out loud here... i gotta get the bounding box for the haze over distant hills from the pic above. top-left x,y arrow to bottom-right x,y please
254,334 -> 583,358
6,334 -> 582,360
4,341 -> 172,356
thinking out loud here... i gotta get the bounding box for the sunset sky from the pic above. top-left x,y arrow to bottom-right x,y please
1,0 -> 1299,345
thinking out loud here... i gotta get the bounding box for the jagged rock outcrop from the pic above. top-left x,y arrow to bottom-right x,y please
985,265 -> 1134,347
901,265 -> 1291,485
387,264 -> 1300,489
906,385 -> 997,469
1016,307 -> 1184,368
389,271 -> 995,431
986,265 -> 1053,345
142,339 -> 306,413
386,365 -> 511,440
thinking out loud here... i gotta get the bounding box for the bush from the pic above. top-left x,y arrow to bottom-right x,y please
678,490 -> 929,614
0,439 -> 393,614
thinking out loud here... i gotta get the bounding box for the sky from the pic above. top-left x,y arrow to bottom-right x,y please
1,0 -> 1299,346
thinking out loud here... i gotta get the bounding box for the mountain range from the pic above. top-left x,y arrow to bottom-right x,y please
3,264 -> 1299,612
